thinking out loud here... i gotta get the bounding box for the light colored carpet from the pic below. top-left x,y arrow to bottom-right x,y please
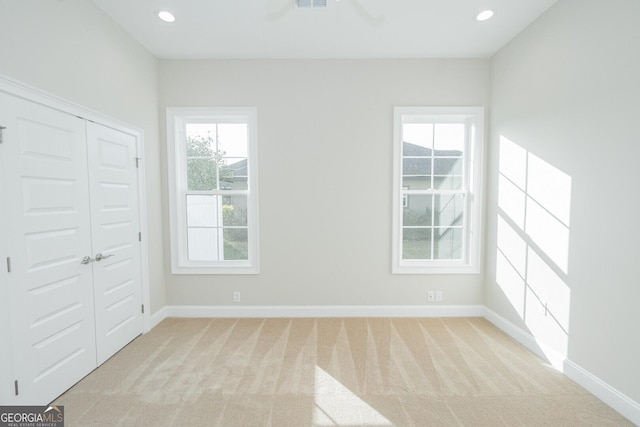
54,317 -> 633,426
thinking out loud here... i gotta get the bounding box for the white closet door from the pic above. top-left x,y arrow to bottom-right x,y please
86,122 -> 143,365
0,93 -> 97,404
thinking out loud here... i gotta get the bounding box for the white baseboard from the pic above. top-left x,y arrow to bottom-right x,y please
484,308 -> 640,426
564,359 -> 640,426
483,308 -> 567,370
146,306 -> 168,332
164,304 -> 485,319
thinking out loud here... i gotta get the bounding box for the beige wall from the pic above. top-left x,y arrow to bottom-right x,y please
0,0 -> 166,314
487,0 -> 640,404
160,59 -> 490,306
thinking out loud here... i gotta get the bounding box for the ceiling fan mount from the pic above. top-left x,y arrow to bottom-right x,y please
266,0 -> 384,26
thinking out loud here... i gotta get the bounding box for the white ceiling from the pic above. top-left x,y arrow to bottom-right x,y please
91,0 -> 558,59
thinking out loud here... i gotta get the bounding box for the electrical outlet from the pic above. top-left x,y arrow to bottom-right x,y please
427,291 -> 435,302
435,291 -> 443,302
233,291 -> 241,303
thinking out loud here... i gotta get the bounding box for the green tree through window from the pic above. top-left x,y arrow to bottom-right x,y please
186,133 -> 233,191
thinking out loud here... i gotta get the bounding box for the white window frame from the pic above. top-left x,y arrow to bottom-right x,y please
167,107 -> 259,274
392,106 -> 484,274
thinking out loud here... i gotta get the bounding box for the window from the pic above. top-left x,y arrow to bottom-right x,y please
167,108 -> 259,274
392,107 -> 484,274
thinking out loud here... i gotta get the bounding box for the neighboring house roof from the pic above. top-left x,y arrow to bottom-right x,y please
221,158 -> 248,185
403,141 -> 462,176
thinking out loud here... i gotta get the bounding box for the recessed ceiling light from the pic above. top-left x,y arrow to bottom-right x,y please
476,10 -> 494,22
157,10 -> 176,23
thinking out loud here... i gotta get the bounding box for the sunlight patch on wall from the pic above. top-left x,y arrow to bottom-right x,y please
525,198 -> 570,274
498,174 -> 526,229
527,153 -> 572,225
526,151 -> 572,273
498,136 -> 527,188
496,216 -> 526,318
496,136 -> 572,366
526,248 -> 571,354
314,365 -> 392,426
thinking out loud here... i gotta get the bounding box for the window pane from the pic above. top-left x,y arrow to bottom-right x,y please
402,124 -> 433,154
434,123 -> 465,152
434,157 -> 462,175
434,228 -> 463,260
222,195 -> 248,226
224,228 -> 248,260
218,123 -> 248,158
433,156 -> 463,190
434,194 -> 464,227
434,175 -> 462,190
219,157 -> 248,190
403,158 -> 431,189
186,124 -> 220,191
402,176 -> 431,190
187,228 -> 220,261
187,195 -> 219,227
402,228 -> 432,260
187,158 -> 217,191
186,123 -> 216,156
403,195 -> 432,226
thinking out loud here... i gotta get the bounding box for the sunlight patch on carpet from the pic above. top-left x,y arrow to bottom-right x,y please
313,365 -> 392,426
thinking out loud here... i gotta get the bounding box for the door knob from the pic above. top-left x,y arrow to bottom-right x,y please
81,256 -> 95,265
95,253 -> 115,262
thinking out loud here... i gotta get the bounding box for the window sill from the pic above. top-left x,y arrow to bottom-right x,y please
171,263 -> 260,275
392,263 -> 480,275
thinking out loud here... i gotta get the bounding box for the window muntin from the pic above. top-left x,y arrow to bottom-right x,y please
393,107 -> 483,274
167,108 -> 258,274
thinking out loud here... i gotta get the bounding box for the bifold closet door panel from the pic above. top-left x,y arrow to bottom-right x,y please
0,93 -> 98,404
86,122 -> 144,365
